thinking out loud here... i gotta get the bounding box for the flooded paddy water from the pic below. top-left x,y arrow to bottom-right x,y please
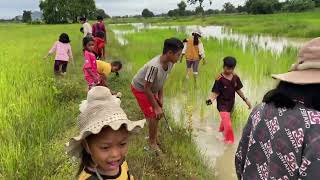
111,23 -> 307,179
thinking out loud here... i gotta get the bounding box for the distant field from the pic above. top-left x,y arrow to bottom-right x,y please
107,10 -> 320,38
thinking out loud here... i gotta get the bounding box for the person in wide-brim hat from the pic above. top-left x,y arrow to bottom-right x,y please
235,38 -> 320,180
66,86 -> 145,179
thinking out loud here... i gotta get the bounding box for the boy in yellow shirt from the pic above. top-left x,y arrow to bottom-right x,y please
96,60 -> 122,87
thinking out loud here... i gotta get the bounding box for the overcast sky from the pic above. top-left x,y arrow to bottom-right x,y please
0,0 -> 246,19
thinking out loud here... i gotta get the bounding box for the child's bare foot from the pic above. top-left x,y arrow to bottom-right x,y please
149,143 -> 163,156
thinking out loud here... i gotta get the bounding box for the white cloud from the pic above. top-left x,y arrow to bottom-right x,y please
0,0 -> 246,19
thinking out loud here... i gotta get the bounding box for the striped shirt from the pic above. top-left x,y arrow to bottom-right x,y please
131,55 -> 173,94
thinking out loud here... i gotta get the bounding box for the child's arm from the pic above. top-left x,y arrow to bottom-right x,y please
180,42 -> 187,62
209,92 -> 219,102
44,42 -> 57,59
158,87 -> 164,107
144,82 -> 163,120
68,45 -> 74,63
236,90 -> 252,109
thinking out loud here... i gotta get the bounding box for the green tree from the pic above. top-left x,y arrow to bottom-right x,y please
195,6 -> 204,14
245,0 -> 280,14
282,0 -> 315,12
223,2 -> 237,13
95,9 -> 110,19
187,0 -> 212,8
142,9 -> 155,18
39,0 -> 96,24
22,10 -> 32,23
178,1 -> 187,16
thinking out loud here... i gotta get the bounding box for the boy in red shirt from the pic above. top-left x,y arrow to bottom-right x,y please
92,16 -> 106,39
208,57 -> 252,144
93,31 -> 106,60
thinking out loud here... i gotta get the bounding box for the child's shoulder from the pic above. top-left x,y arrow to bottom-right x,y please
215,74 -> 223,81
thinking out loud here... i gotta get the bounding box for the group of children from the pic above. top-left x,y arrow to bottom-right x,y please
46,18 -> 252,179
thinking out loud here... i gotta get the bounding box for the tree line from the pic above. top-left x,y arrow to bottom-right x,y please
141,0 -> 320,18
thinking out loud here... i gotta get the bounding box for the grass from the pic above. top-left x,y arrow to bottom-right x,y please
106,9 -> 320,38
0,23 -> 213,179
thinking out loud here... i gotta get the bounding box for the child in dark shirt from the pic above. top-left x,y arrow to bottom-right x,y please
208,56 -> 252,144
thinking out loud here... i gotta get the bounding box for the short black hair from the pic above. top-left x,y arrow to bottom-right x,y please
83,36 -> 94,48
80,27 -> 84,32
79,17 -> 87,22
96,31 -> 105,38
111,61 -> 122,70
97,16 -> 103,21
59,33 -> 70,43
223,56 -> 237,68
163,38 -> 184,54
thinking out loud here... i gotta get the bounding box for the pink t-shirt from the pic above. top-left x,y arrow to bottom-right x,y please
83,50 -> 98,85
49,41 -> 73,61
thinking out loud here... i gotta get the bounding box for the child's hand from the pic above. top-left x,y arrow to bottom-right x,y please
155,106 -> 164,120
245,100 -> 252,110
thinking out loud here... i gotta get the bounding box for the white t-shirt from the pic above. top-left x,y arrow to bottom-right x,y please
83,22 -> 92,37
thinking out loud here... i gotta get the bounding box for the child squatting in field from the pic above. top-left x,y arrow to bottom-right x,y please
208,57 -> 252,144
66,86 -> 145,180
44,33 -> 73,75
131,38 -> 184,154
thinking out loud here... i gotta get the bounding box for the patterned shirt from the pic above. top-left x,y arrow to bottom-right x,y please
235,102 -> 320,180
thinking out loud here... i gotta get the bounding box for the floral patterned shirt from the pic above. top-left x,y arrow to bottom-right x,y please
235,102 -> 320,180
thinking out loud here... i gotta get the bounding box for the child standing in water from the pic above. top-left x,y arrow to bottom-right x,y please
181,31 -> 205,80
208,57 -> 252,144
45,33 -> 73,75
83,37 -> 99,90
66,86 -> 145,180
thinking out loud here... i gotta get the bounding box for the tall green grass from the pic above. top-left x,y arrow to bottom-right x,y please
119,27 -> 297,131
107,10 -> 320,38
0,24 -> 87,179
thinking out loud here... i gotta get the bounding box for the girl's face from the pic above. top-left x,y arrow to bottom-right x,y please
86,41 -> 95,52
85,126 -> 129,176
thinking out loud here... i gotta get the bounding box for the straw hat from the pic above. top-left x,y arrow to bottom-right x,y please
272,37 -> 320,84
192,31 -> 202,37
66,86 -> 145,158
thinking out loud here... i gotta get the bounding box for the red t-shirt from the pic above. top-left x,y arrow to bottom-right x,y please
93,37 -> 105,56
92,22 -> 106,37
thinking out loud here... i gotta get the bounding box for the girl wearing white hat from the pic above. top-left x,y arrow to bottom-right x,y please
181,31 -> 206,80
235,38 -> 320,180
66,86 -> 145,180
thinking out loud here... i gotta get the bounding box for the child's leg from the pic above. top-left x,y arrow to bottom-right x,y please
148,119 -> 159,146
193,60 -> 200,79
186,60 -> 193,79
54,60 -> 60,74
219,120 -> 224,132
61,61 -> 68,73
219,112 -> 234,144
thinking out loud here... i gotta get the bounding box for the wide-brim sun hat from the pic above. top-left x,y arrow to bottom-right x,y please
66,86 -> 145,158
272,37 -> 320,84
192,31 -> 202,37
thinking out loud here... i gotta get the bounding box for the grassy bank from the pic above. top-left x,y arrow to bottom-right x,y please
107,10 -> 320,38
0,24 -> 213,179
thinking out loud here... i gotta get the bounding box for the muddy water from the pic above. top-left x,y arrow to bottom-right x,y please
112,23 -> 306,179
112,23 -> 305,55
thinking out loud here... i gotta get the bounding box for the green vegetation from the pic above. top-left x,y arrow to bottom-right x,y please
0,24 -> 213,179
107,10 -> 320,38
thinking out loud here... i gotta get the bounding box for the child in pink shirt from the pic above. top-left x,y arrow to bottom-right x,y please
83,37 -> 99,89
45,33 -> 73,75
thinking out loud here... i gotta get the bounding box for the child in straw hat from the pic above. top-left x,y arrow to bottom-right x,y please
66,86 -> 145,180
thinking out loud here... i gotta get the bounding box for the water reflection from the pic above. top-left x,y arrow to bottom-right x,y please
112,23 -> 305,55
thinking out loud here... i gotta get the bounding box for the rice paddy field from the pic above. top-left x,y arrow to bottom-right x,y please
0,11 -> 312,180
